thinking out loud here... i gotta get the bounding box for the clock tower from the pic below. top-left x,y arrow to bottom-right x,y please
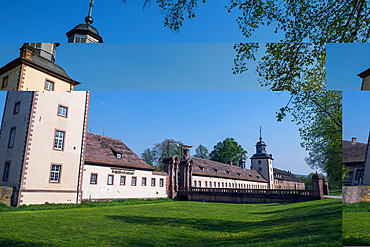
250,127 -> 274,189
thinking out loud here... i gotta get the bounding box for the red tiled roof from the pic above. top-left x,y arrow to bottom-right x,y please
191,157 -> 267,183
84,133 -> 154,170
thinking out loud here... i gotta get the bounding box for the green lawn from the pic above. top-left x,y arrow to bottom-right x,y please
343,202 -> 370,246
329,189 -> 342,196
0,199 -> 341,246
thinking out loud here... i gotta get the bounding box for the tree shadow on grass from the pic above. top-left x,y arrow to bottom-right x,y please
343,236 -> 370,247
106,200 -> 341,246
0,239 -> 52,247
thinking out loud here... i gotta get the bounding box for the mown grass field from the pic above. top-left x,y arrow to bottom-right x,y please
343,202 -> 370,246
0,199 -> 341,246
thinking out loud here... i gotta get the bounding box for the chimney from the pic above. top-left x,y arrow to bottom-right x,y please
352,137 -> 357,143
183,149 -> 189,158
19,44 -> 34,60
228,161 -> 232,166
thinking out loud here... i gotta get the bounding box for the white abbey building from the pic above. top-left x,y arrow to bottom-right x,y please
0,91 -> 168,206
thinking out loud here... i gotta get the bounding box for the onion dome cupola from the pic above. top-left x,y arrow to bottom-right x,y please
66,0 -> 103,43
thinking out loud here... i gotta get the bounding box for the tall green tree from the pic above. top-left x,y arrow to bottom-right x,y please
141,148 -> 156,166
151,139 -> 183,170
128,1 -> 369,91
194,144 -> 210,159
277,91 -> 342,186
209,138 -> 247,165
152,1 -> 369,43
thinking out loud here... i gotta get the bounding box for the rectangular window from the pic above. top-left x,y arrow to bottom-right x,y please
142,177 -> 147,186
160,178 -> 164,187
107,175 -> 114,185
214,182 -> 216,187
13,102 -> 20,114
194,181 -> 196,187
151,178 -> 155,187
218,182 -> 220,188
3,162 -> 10,181
50,165 -> 61,183
198,181 -> 201,187
132,176 -> 137,186
205,181 -> 207,187
45,80 -> 54,91
90,173 -> 97,184
57,105 -> 68,117
8,127 -> 16,148
120,176 -> 126,185
355,169 -> 364,180
209,181 -> 212,187
2,76 -> 8,89
54,130 -> 65,150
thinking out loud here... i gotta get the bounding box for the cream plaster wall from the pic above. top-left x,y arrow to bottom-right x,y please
192,175 -> 268,189
82,164 -> 168,200
0,66 -> 21,91
21,192 -> 77,205
21,66 -> 73,91
251,158 -> 274,189
21,91 -> 88,205
0,92 -> 33,188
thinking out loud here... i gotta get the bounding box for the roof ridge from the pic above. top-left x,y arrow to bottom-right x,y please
88,132 -> 124,142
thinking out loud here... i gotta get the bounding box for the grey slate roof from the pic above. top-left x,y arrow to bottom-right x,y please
342,140 -> 367,164
84,133 -> 154,170
66,24 -> 103,43
273,168 -> 304,183
32,55 -> 70,78
190,157 -> 268,183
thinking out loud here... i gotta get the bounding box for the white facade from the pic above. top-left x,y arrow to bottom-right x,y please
192,175 -> 268,189
251,157 -> 274,189
0,91 -> 89,205
82,165 -> 168,201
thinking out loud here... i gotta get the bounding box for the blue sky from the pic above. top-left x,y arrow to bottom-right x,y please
327,43 -> 370,91
0,43 -> 267,91
343,91 -> 370,144
0,0 -> 281,43
0,91 -> 315,175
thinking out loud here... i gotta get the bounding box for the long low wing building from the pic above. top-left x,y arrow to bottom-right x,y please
82,133 -> 168,201
164,136 -> 305,197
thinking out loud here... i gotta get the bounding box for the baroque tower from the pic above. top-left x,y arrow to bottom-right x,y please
0,43 -> 80,91
250,127 -> 274,189
0,91 -> 90,206
66,0 -> 103,43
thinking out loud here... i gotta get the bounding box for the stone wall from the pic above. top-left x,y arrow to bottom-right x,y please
0,186 -> 14,206
275,180 -> 305,190
343,186 -> 370,203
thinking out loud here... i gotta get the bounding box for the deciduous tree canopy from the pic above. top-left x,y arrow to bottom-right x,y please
209,138 -> 247,165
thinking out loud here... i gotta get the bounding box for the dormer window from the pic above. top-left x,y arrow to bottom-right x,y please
248,174 -> 252,177
226,171 -> 230,174
214,169 -> 219,174
116,153 -> 122,159
199,166 -> 205,171
237,173 -> 241,176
